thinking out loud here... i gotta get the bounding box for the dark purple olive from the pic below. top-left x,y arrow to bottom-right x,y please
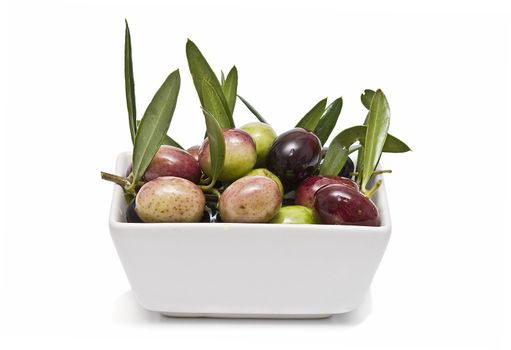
266,128 -> 322,191
295,175 -> 359,208
126,199 -> 142,223
144,145 -> 201,183
338,156 -> 355,179
314,184 -> 380,226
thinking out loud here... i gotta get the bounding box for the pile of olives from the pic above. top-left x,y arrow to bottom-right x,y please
123,125 -> 380,226
101,22 -> 410,227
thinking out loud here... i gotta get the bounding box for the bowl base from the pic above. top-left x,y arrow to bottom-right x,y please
161,312 -> 333,319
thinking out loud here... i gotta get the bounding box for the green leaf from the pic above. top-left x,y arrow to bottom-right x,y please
162,135 -> 183,149
237,95 -> 268,124
314,97 -> 343,145
124,20 -> 137,144
320,125 -> 410,176
131,70 -> 181,187
320,126 -> 365,176
186,39 -> 234,127
220,70 -> 226,86
295,98 -> 328,131
201,108 -> 225,188
222,66 -> 238,115
362,89 -> 390,193
361,89 -> 375,110
202,79 -> 232,129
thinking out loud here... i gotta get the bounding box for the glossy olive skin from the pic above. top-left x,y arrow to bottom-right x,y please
135,176 -> 205,223
240,122 -> 277,167
266,128 -> 322,191
144,145 -> 201,183
338,156 -> 355,179
219,176 -> 281,223
295,175 -> 359,208
314,184 -> 380,226
270,205 -> 317,224
244,168 -> 284,196
199,129 -> 257,182
126,199 -> 142,223
186,145 -> 201,161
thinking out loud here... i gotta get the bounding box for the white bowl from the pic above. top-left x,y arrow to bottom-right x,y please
109,152 -> 391,319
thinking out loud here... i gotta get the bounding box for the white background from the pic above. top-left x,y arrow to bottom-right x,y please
1,0 -> 510,349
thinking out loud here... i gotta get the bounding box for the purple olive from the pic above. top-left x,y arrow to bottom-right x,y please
266,128 -> 322,191
295,175 -> 359,208
314,184 -> 380,226
135,176 -> 205,223
338,156 -> 355,179
199,128 -> 257,182
144,145 -> 201,184
126,199 -> 142,223
219,175 -> 281,223
187,145 -> 201,161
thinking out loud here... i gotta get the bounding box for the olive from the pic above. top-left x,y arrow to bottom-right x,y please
219,175 -> 281,223
240,122 -> 277,167
144,145 -> 201,183
338,156 -> 355,179
314,184 -> 380,226
126,199 -> 142,223
135,176 -> 205,223
186,145 -> 201,161
270,205 -> 317,224
295,175 -> 359,208
199,129 -> 257,182
244,168 -> 284,196
266,128 -> 322,191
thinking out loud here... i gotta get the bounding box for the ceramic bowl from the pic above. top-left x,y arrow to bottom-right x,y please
109,152 -> 391,318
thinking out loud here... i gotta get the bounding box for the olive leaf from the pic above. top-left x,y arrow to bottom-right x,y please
135,119 -> 183,149
237,95 -> 268,124
295,98 -> 328,131
321,125 -> 410,176
124,20 -> 137,144
220,70 -> 226,86
222,66 -> 238,115
186,39 -> 234,127
314,97 -> 343,145
202,79 -> 232,129
130,69 -> 181,188
361,89 -> 375,110
361,89 -> 390,193
201,108 -> 225,189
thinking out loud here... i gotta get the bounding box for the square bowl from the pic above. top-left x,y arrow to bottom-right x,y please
109,152 -> 391,318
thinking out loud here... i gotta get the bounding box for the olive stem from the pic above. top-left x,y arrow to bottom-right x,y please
348,144 -> 362,154
364,179 -> 383,198
101,171 -> 129,187
372,169 -> 392,175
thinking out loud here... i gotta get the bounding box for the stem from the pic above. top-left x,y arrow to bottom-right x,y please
101,171 -> 128,187
364,180 -> 382,198
372,169 -> 392,175
348,144 -> 362,154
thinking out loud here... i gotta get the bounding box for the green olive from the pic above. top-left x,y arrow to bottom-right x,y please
244,168 -> 284,196
240,122 -> 277,167
270,205 -> 317,224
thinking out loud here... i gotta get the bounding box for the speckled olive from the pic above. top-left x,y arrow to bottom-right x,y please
338,156 -> 355,179
266,128 -> 322,191
135,176 -> 205,223
244,168 -> 284,196
240,122 -> 277,167
186,145 -> 201,161
144,145 -> 201,183
314,184 -> 380,226
270,205 -> 317,224
199,129 -> 257,182
295,175 -> 359,208
219,175 -> 281,223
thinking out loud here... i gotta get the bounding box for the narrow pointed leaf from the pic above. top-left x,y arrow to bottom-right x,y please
222,66 -> 238,115
295,98 -> 328,131
186,39 -> 234,127
314,97 -> 343,145
131,70 -> 181,185
361,89 -> 375,109
201,108 -> 225,188
202,79 -> 232,129
220,70 -> 226,86
362,89 -> 390,192
162,135 -> 183,149
237,95 -> 268,123
124,20 -> 137,144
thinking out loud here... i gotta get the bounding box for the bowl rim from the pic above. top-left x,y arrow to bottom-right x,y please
109,152 -> 391,233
